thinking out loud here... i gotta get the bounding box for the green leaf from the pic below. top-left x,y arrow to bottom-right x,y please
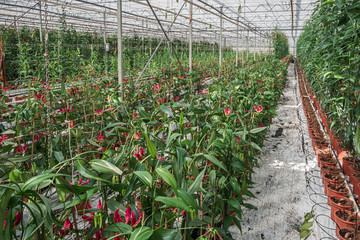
55,179 -> 67,202
134,171 -> 153,188
250,142 -> 262,152
188,167 -> 206,195
250,127 -> 267,134
90,159 -> 123,175
0,189 -> 14,233
8,155 -> 32,163
137,107 -> 150,120
144,133 -> 157,159
242,203 -> 258,210
75,160 -> 104,182
151,229 -> 177,240
104,222 -> 132,233
229,177 -> 241,195
87,139 -> 101,148
160,105 -> 174,118
156,167 -> 177,191
300,229 -> 310,238
54,151 -> 64,162
129,226 -> 153,240
177,189 -> 198,211
155,196 -> 190,212
204,154 -> 226,171
238,5 -> 242,14
1,129 -> 15,135
355,125 -> 360,155
209,170 -> 216,187
301,221 -> 313,230
322,0 -> 334,6
175,147 -> 187,177
228,198 -> 241,211
167,133 -> 182,145
22,173 -> 63,191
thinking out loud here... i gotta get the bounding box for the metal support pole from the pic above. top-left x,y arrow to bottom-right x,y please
142,21 -> 144,52
219,6 -> 223,69
117,0 -> 123,97
103,9 -> 108,72
246,30 -> 249,60
236,17 -> 239,67
189,0 -> 193,72
254,35 -> 256,61
39,1 -> 43,44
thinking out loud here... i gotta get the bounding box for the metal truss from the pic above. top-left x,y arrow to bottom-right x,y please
0,0 -> 318,48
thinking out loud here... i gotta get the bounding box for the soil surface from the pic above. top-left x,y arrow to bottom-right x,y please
229,63 -> 336,239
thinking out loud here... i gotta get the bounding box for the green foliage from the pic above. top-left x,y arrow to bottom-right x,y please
271,28 -> 289,59
0,24 -> 288,239
296,0 -> 360,153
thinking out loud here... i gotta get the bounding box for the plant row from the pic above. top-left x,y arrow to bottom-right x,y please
0,54 -> 287,239
298,62 -> 360,240
296,0 -> 360,158
1,25 -> 230,85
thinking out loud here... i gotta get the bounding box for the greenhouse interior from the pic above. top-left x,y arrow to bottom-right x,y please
0,0 -> 359,239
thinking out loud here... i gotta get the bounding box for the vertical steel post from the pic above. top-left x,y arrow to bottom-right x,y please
219,6 -> 223,69
236,17 -> 239,67
189,0 -> 193,72
103,9 -> 108,72
39,1 -> 43,44
117,0 -> 123,97
142,21 -> 144,52
246,30 -> 249,60
254,35 -> 256,61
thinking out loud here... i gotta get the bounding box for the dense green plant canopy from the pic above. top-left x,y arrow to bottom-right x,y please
0,23 -> 288,239
271,28 -> 289,59
297,0 -> 360,154
0,25 -> 224,85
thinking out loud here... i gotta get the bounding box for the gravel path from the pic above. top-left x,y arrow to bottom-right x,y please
229,63 -> 336,240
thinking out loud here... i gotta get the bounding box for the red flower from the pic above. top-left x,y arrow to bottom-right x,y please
34,93 -> 42,100
254,105 -> 263,112
157,155 -> 165,161
0,134 -> 8,143
3,87 -> 8,92
15,144 -> 27,153
97,134 -> 104,141
95,109 -> 103,115
114,206 -> 141,228
58,105 -> 74,113
34,135 -> 41,142
82,200 -> 103,224
258,123 -> 265,128
13,212 -> 22,227
133,146 -> 145,160
224,108 -> 231,115
157,98 -> 165,103
68,178 -> 90,186
54,217 -> 73,237
154,85 -> 161,91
